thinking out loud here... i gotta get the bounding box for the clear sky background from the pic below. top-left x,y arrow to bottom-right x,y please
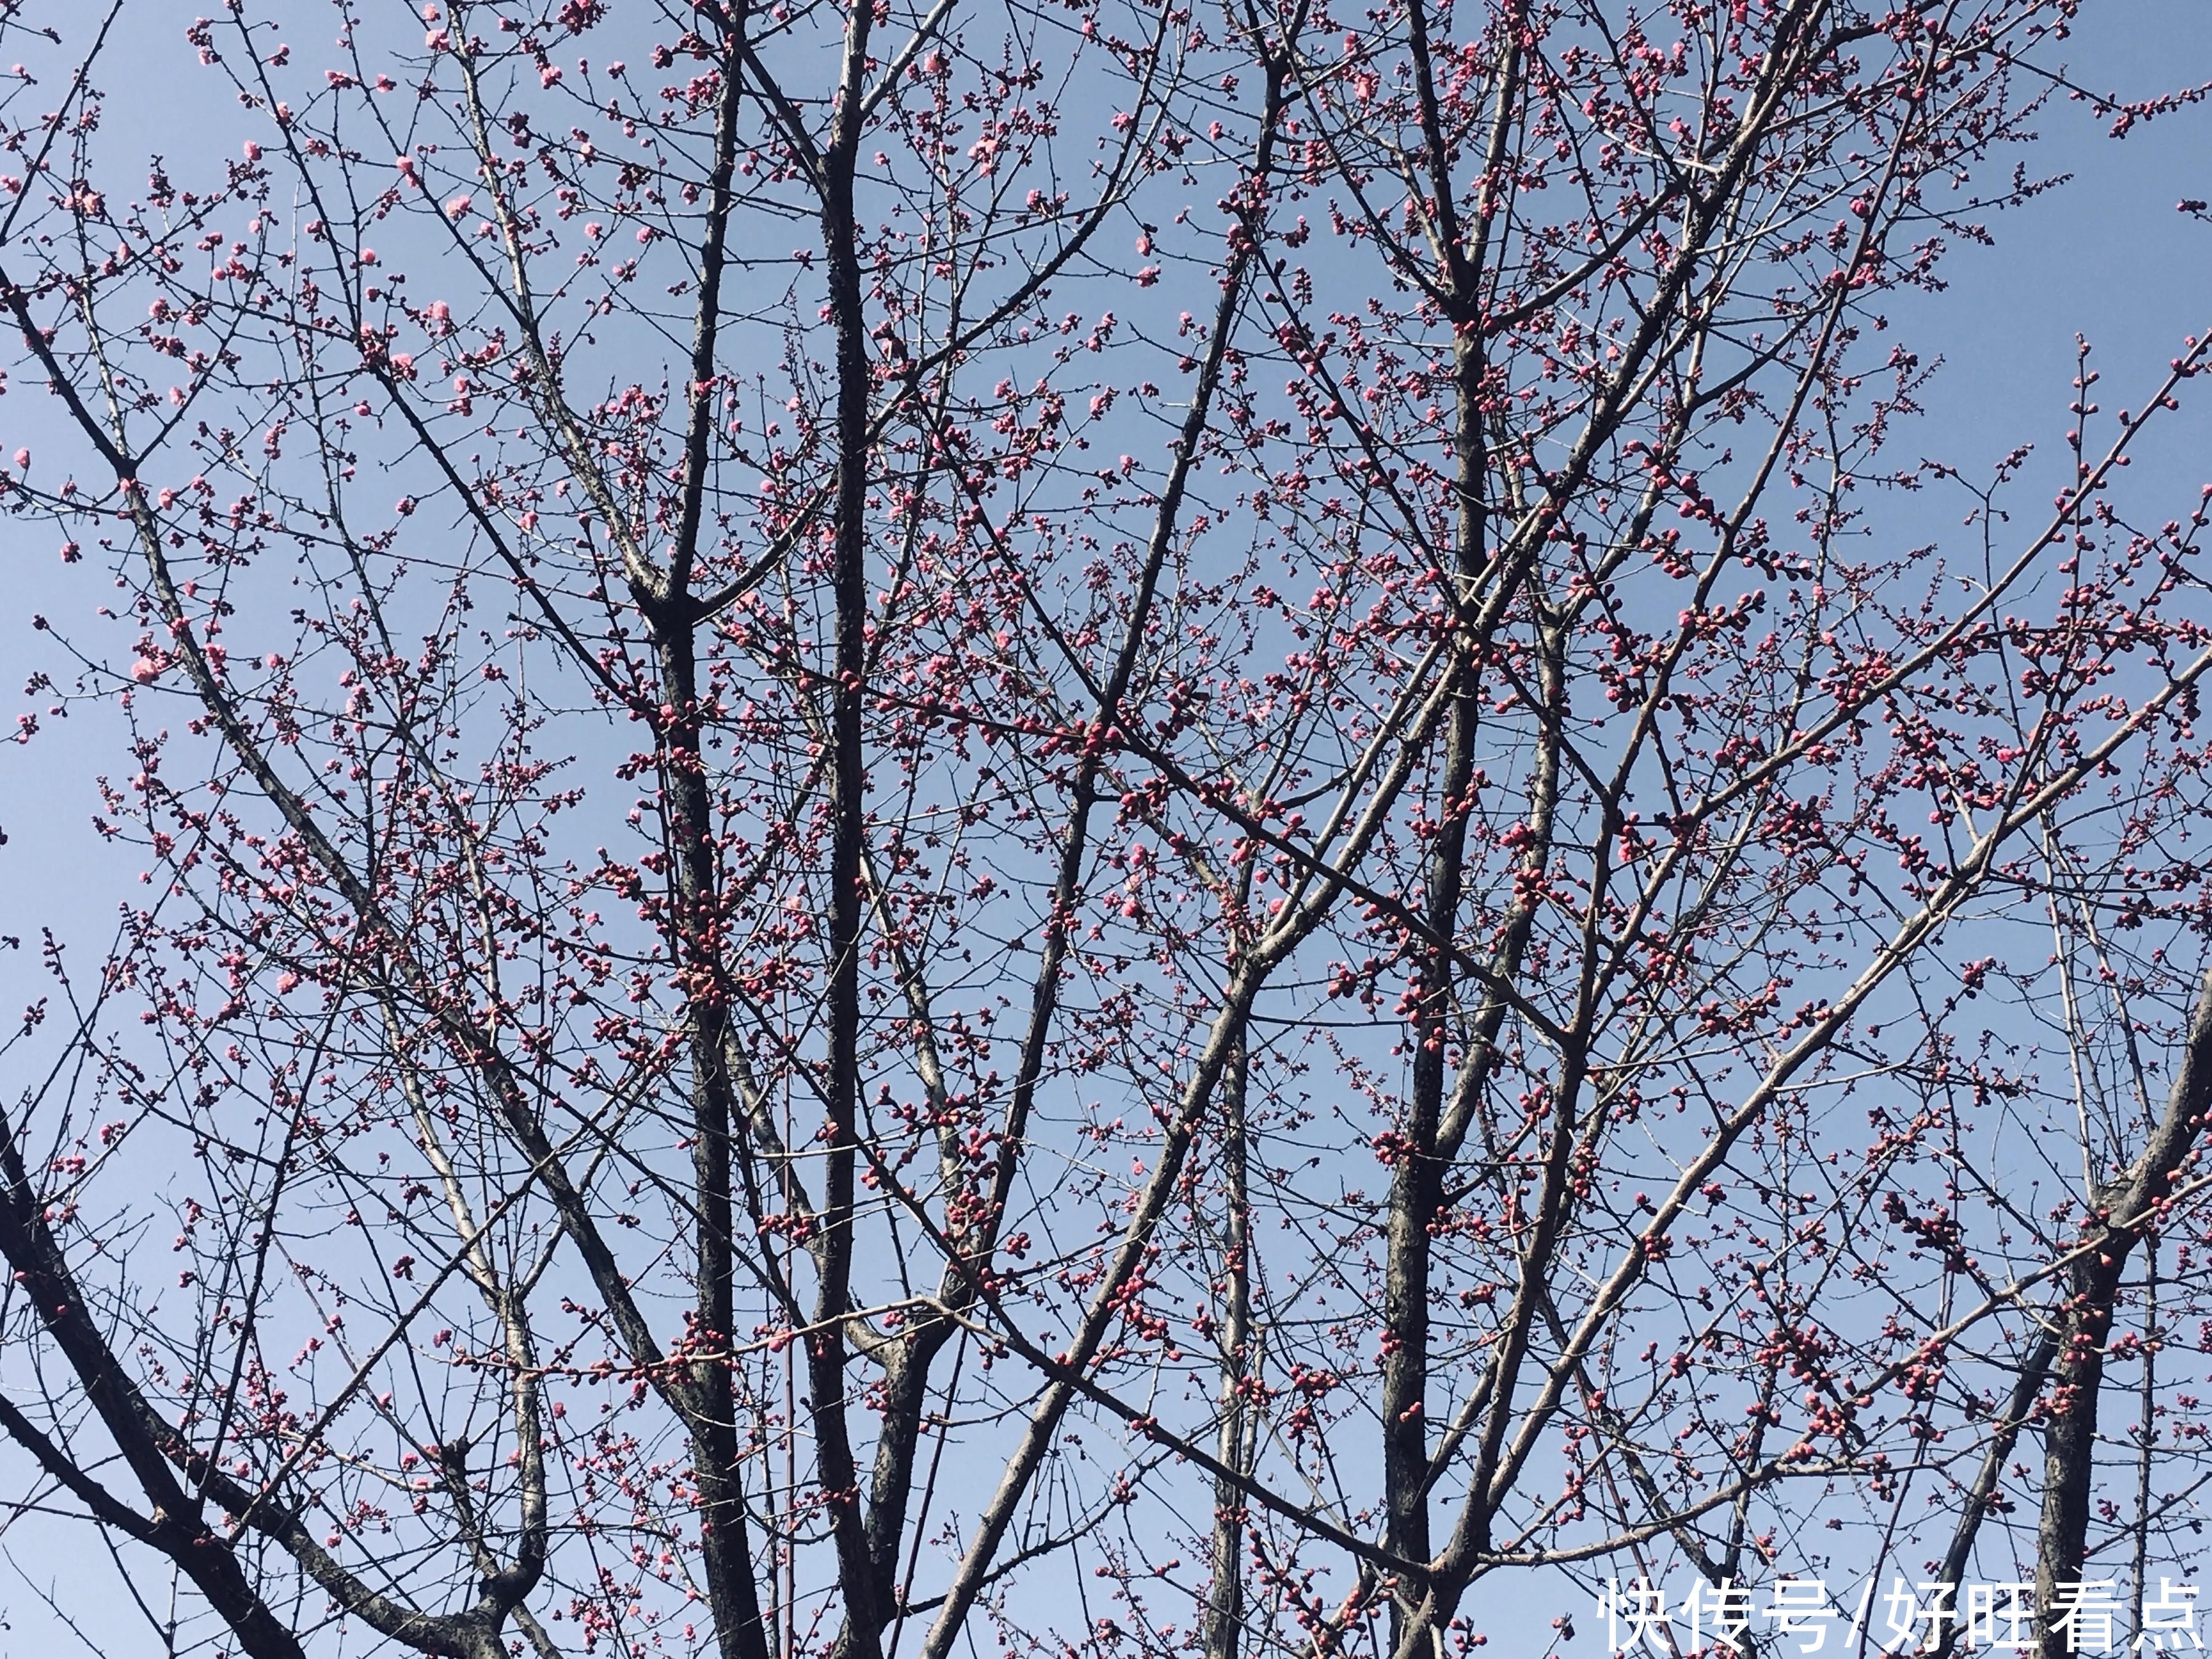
0,1 -> 2209,1652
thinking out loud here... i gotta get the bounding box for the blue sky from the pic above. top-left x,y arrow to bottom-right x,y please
1,2 -> 2210,1653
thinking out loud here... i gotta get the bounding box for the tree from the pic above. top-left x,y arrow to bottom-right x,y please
4,1 -> 2212,1657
